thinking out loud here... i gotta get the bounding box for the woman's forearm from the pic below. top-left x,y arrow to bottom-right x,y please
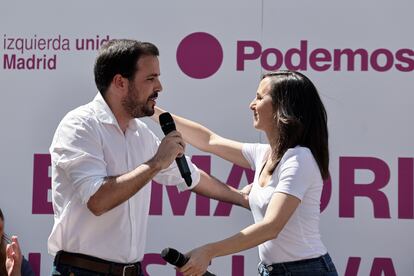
152,107 -> 250,168
153,107 -> 218,153
206,221 -> 277,259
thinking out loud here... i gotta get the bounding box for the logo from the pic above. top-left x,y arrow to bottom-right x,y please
176,33 -> 414,78
176,32 -> 223,79
237,40 -> 414,72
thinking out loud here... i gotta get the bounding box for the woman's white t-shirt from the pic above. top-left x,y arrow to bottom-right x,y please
242,143 -> 327,265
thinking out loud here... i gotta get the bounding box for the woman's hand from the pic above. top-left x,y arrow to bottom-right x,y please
151,106 -> 166,123
178,245 -> 214,276
239,183 -> 252,209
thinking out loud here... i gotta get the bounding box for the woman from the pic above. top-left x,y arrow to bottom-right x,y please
153,70 -> 337,275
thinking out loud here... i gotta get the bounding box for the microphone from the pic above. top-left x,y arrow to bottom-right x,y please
159,112 -> 192,186
161,247 -> 215,276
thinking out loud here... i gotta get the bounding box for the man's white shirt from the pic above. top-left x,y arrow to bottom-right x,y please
48,93 -> 200,263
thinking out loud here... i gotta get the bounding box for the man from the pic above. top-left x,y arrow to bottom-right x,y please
48,39 -> 249,276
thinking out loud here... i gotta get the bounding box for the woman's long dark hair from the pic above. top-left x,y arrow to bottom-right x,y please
263,70 -> 330,180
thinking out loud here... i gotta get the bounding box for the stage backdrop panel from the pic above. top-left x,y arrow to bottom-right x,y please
0,0 -> 413,275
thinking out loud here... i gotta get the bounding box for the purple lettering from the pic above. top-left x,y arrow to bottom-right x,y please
395,48 -> 414,72
165,187 -> 191,216
28,252 -> 41,276
232,255 -> 244,276
370,258 -> 396,276
149,181 -> 163,215
260,48 -> 283,71
151,184 -> 194,216
370,49 -> 394,72
344,257 -> 361,276
333,48 -> 369,71
235,40 -> 413,72
309,48 -> 332,71
149,155 -> 212,216
38,39 -> 46,51
339,157 -> 390,218
285,40 -> 308,70
236,41 -> 262,71
32,154 -> 53,214
398,158 -> 414,219
3,54 -> 15,69
142,253 -> 167,276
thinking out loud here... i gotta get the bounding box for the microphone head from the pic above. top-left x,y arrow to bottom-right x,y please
159,112 -> 176,134
161,247 -> 187,267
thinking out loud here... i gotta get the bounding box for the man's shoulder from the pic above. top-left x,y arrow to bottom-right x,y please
62,101 -> 97,125
50,103 -> 99,149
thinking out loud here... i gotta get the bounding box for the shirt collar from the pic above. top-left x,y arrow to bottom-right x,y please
128,119 -> 140,132
92,93 -> 118,125
92,92 -> 140,132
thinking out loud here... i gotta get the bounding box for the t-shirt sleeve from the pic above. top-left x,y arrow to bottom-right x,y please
273,148 -> 318,201
241,143 -> 264,170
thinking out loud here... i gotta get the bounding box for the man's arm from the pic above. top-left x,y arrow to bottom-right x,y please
87,131 -> 184,216
191,170 -> 250,210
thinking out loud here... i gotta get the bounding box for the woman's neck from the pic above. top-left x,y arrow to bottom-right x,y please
265,132 -> 278,160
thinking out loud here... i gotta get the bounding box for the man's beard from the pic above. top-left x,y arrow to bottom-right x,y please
122,86 -> 156,118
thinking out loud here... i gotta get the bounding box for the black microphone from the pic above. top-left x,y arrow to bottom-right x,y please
159,112 -> 192,186
161,247 -> 215,276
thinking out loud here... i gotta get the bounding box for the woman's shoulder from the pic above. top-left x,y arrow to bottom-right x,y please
277,146 -> 320,180
243,143 -> 270,157
241,143 -> 270,169
245,142 -> 270,151
281,146 -> 315,165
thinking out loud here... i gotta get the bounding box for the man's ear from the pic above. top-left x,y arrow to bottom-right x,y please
113,74 -> 128,91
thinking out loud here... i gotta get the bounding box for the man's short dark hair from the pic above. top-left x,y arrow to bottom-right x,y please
94,39 -> 159,96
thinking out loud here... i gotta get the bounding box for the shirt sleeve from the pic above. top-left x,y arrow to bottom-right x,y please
153,156 -> 201,191
50,113 -> 106,204
273,148 -> 318,201
149,129 -> 201,191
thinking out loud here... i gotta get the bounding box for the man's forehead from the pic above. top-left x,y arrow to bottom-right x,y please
137,55 -> 159,67
135,56 -> 160,77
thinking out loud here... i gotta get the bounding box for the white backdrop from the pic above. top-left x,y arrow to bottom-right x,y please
0,0 -> 413,275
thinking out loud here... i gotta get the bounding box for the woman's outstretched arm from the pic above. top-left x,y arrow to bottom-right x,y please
152,107 -> 250,168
